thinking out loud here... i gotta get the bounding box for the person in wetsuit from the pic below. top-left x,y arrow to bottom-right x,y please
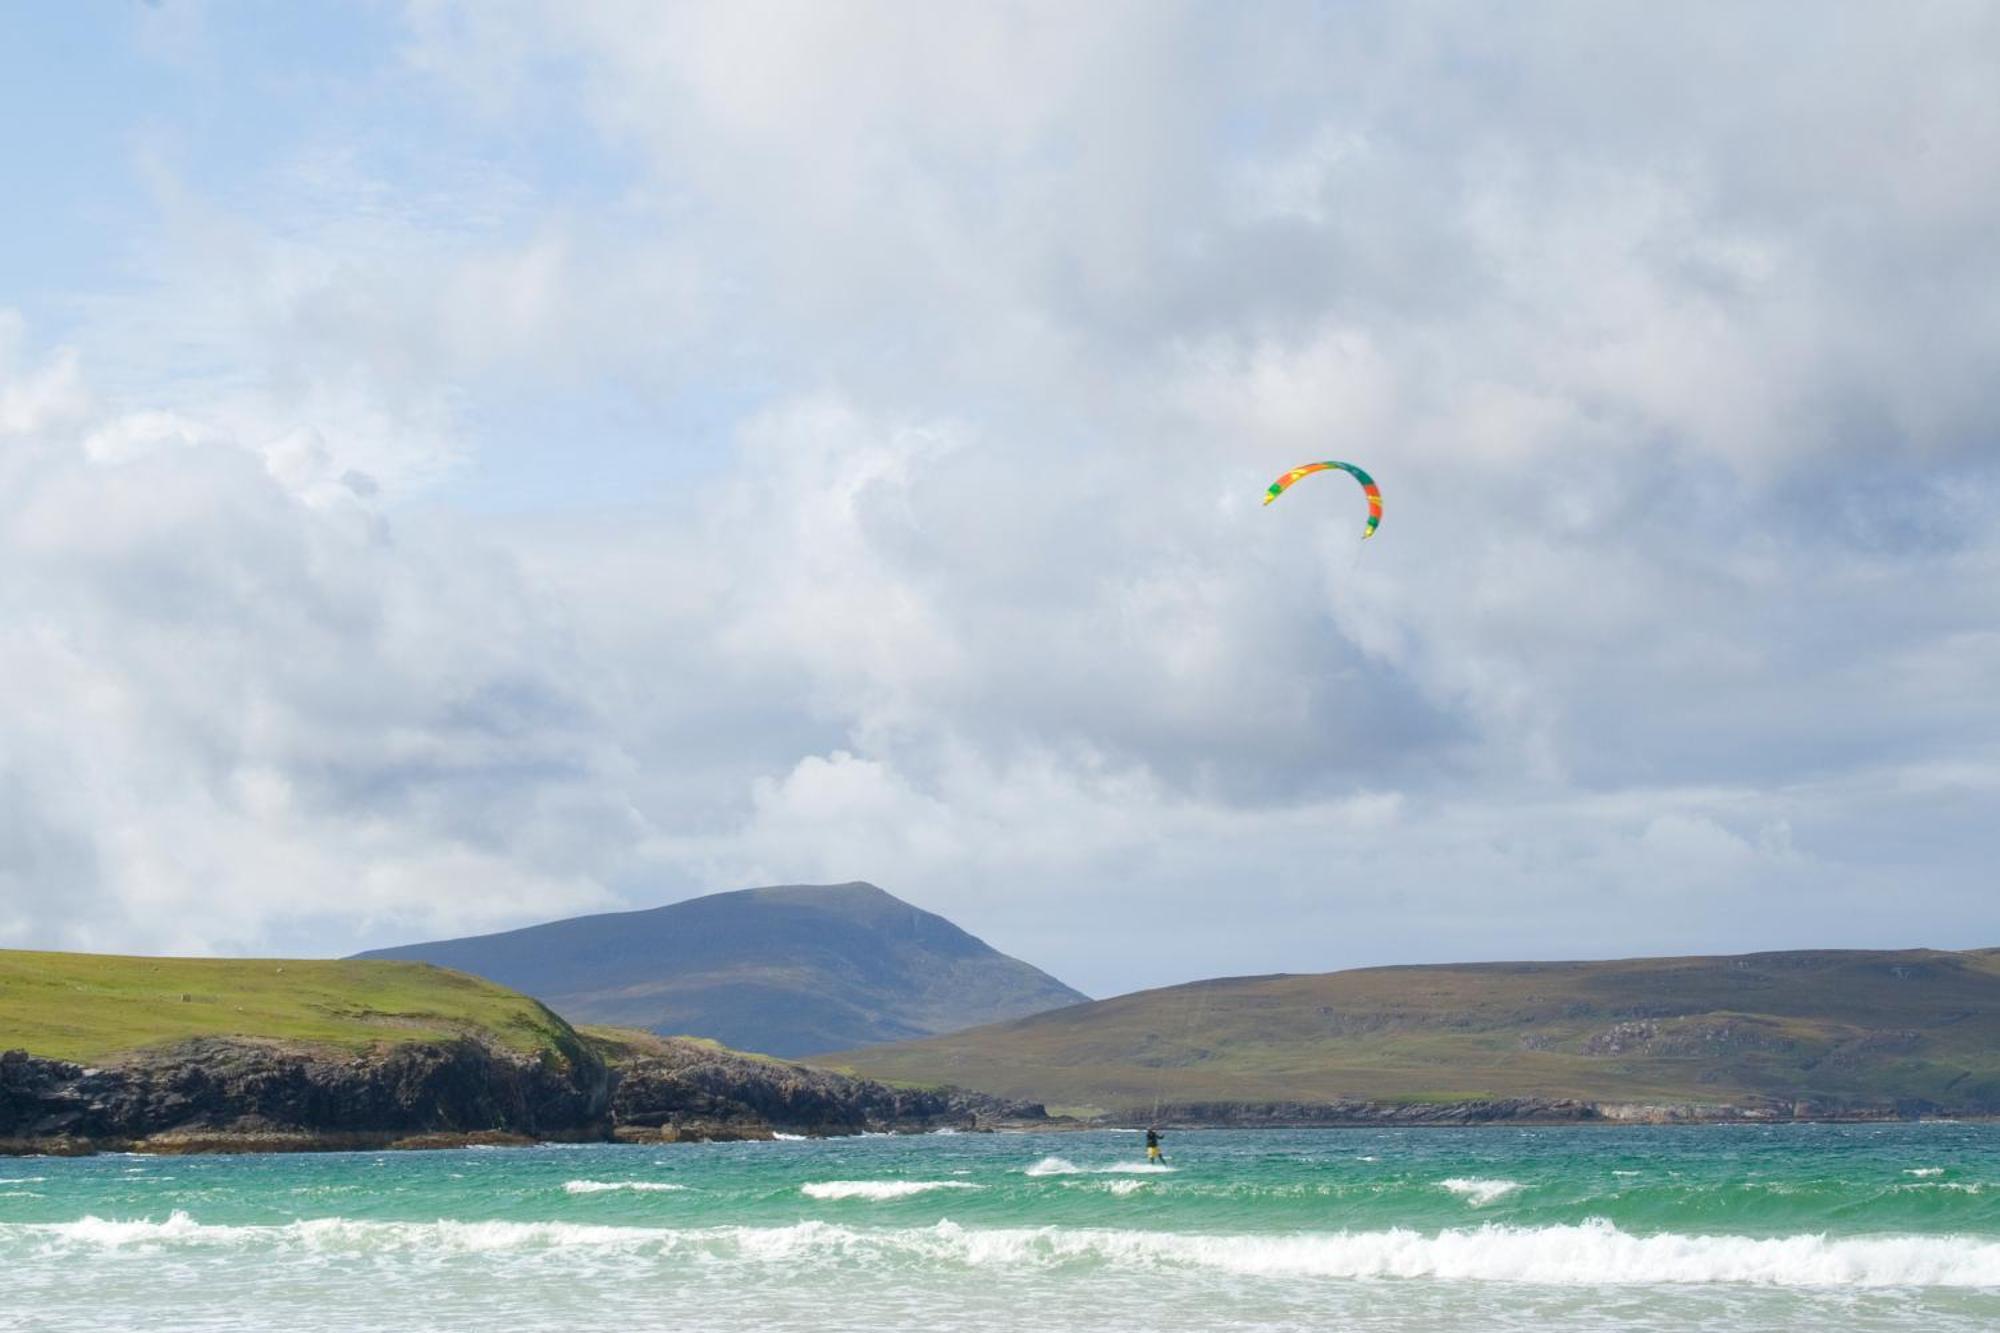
1145,1127 -> 1164,1164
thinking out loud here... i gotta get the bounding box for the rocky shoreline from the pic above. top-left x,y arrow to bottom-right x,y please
0,1038 -> 1044,1156
1139,1095 -> 1989,1127
9,1039 -> 1981,1156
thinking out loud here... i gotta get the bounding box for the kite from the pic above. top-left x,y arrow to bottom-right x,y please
1262,461 -> 1381,539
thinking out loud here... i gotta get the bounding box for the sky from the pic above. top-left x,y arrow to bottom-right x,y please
0,1 -> 1996,997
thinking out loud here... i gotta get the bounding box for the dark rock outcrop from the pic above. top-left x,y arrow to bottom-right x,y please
610,1038 -> 1043,1137
1,1039 -> 610,1149
0,1037 -> 1041,1154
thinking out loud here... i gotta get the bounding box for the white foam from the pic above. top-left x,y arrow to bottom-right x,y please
1104,1180 -> 1147,1197
1024,1156 -> 1176,1177
1441,1178 -> 1522,1207
563,1180 -> 688,1195
0,1176 -> 46,1184
1906,1168 -> 1945,1177
12,1214 -> 2000,1287
801,1181 -> 982,1201
770,1133 -> 809,1141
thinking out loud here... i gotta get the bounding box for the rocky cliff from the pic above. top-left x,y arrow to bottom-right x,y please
608,1036 -> 1039,1141
0,1035 -> 1042,1154
0,1038 -> 611,1152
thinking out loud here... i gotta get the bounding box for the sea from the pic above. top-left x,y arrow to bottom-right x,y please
2,1124 -> 1997,1331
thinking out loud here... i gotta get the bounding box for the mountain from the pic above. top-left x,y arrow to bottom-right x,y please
820,947 -> 2000,1120
352,882 -> 1088,1058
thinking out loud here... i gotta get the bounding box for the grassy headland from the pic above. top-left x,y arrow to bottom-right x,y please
821,948 -> 2000,1118
0,949 -> 584,1064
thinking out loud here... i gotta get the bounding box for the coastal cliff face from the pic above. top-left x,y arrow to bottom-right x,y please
609,1037 -> 1038,1140
0,1036 -> 1042,1154
0,1039 -> 612,1151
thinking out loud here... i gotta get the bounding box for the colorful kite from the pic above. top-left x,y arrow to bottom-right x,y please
1262,461 -> 1382,538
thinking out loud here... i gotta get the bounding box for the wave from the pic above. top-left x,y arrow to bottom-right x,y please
11,1214 -> 2000,1287
1906,1168 -> 1945,1178
563,1181 -> 689,1195
1024,1157 -> 1176,1177
801,1181 -> 982,1201
1441,1178 -> 1523,1207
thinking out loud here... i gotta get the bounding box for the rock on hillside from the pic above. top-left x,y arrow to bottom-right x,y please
355,882 -> 1087,1057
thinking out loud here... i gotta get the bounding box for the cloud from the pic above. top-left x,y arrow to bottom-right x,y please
0,341 -> 628,954
0,3 -> 1995,992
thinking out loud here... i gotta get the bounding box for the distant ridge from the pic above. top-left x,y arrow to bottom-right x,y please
354,882 -> 1087,1058
824,947 -> 2000,1118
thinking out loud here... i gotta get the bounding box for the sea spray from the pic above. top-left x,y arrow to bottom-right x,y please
1440,1178 -> 1523,1207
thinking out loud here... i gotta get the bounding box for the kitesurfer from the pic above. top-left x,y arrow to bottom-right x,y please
1145,1127 -> 1164,1164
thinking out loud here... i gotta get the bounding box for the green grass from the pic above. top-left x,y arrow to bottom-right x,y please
820,948 -> 2000,1114
0,949 -> 585,1064
576,1025 -> 789,1066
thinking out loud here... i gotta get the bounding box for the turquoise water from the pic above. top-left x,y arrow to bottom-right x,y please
3,1125 -> 1998,1331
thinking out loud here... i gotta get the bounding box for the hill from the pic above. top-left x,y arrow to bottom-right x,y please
0,950 -> 1041,1154
0,949 -> 585,1064
822,948 -> 2000,1120
353,882 -> 1088,1058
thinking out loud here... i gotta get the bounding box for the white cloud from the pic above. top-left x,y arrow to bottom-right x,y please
0,3 -> 1995,992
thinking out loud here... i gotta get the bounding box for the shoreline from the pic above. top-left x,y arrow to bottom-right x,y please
9,1109 -> 1995,1157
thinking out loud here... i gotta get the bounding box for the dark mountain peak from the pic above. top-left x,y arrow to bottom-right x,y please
354,883 -> 1085,1058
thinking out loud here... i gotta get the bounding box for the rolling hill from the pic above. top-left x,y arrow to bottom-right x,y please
822,948 -> 2000,1118
354,882 -> 1087,1057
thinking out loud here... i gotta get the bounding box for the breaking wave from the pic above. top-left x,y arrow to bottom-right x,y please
1441,1178 -> 1523,1207
801,1181 -> 982,1201
564,1181 -> 689,1195
14,1214 -> 2000,1287
1024,1157 -> 1176,1177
